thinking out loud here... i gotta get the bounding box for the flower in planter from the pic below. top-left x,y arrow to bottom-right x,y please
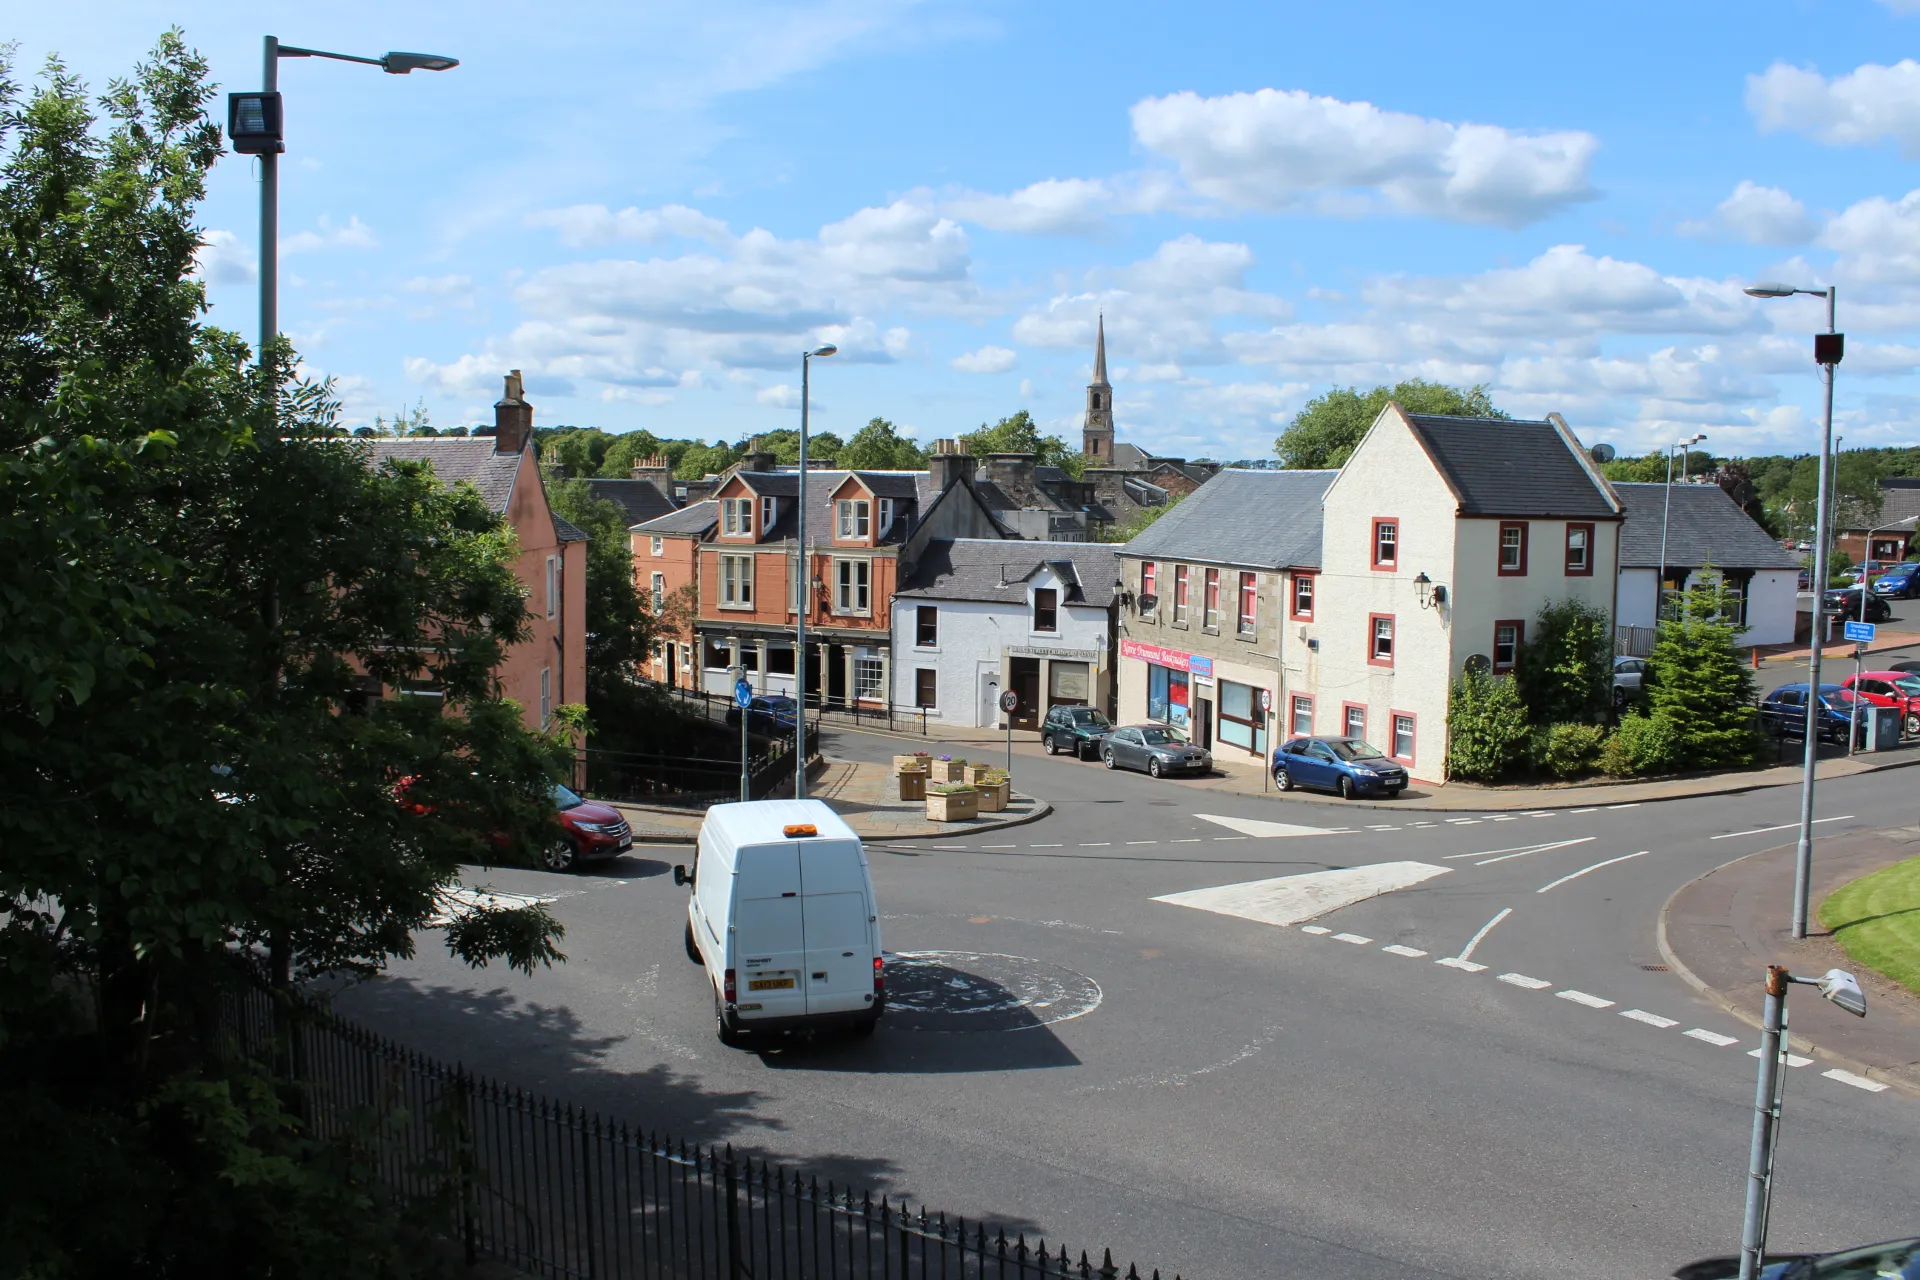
939,755 -> 952,762
928,782 -> 977,795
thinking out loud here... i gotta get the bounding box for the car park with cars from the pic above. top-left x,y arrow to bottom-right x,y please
1758,683 -> 1867,744
1041,705 -> 1114,760
1821,586 -> 1893,624
1271,735 -> 1408,799
1839,670 -> 1920,735
1100,724 -> 1212,777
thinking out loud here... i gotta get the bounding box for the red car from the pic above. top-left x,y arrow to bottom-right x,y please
547,783 -> 632,872
1840,670 -> 1920,736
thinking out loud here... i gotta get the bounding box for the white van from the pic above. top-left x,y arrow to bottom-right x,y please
674,800 -> 884,1045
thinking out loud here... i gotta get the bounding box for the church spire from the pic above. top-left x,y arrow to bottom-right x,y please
1082,313 -> 1114,462
1091,312 -> 1109,386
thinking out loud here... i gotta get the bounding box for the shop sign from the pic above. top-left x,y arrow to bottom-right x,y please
1119,639 -> 1213,677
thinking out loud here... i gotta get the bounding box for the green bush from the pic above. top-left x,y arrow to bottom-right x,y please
1540,722 -> 1606,779
1515,599 -> 1613,724
1446,670 -> 1532,781
1600,711 -> 1683,777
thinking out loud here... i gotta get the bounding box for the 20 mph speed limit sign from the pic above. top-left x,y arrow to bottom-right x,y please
1000,689 -> 1019,714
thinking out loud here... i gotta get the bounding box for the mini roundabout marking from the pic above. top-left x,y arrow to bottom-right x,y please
882,951 -> 1103,1033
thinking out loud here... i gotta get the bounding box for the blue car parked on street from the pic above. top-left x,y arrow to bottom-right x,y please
1757,683 -> 1865,744
1271,736 -> 1408,799
1873,560 -> 1920,598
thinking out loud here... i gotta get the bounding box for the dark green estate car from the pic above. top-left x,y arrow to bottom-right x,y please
1041,706 -> 1113,760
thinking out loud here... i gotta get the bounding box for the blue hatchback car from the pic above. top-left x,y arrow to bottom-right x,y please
1873,561 -> 1920,598
1271,736 -> 1408,799
1757,683 -> 1864,744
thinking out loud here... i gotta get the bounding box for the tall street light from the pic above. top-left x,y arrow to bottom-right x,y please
793,343 -> 837,800
227,37 -> 459,359
1656,432 -> 1708,618
1744,281 -> 1843,939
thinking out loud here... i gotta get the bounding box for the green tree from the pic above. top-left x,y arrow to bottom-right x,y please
1764,450 -> 1885,543
1275,380 -> 1506,470
676,436 -> 742,479
598,428 -> 664,477
0,38 -> 568,1271
1513,598 -> 1612,724
838,417 -> 928,470
756,426 -> 845,465
963,410 -> 1084,478
1445,669 -> 1531,781
1644,572 -> 1764,769
1102,493 -> 1185,543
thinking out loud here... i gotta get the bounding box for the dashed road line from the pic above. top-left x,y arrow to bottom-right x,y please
1299,925 -> 1332,935
1445,817 -> 1480,824
1491,815 -> 1519,822
1367,824 -> 1398,831
1498,972 -> 1553,990
1080,842 -> 1111,847
1607,803 -> 1641,810
1824,1069 -> 1890,1093
1171,838 -> 1201,843
1556,989 -> 1615,1009
1332,932 -> 1373,945
1570,807 -> 1599,814
1436,957 -> 1488,972
1748,1047 -> 1814,1068
1032,843 -> 1063,848
1621,1010 -> 1679,1028
1126,840 -> 1158,845
1524,810 -> 1555,817
1686,1029 -> 1740,1047
1211,836 -> 1249,841
1381,944 -> 1428,958
982,844 -> 1017,849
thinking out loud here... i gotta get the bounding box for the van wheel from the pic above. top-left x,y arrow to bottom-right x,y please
684,921 -> 702,964
715,992 -> 742,1048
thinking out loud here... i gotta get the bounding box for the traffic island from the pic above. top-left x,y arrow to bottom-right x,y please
1659,828 -> 1920,1093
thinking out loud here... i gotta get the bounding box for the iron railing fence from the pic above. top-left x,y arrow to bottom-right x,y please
656,681 -> 930,737
218,973 -> 1182,1280
581,726 -> 818,808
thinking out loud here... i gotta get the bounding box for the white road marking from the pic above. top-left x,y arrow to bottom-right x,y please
1171,838 -> 1201,843
1685,1029 -> 1740,1046
1193,813 -> 1340,838
1748,1047 -> 1814,1068
1153,861 -> 1453,928
1621,1010 -> 1679,1028
1447,836 -> 1596,864
1332,932 -> 1373,945
429,885 -> 558,926
1212,836 -> 1248,841
1300,925 -> 1332,935
1126,840 -> 1158,845
1498,973 -> 1553,990
1491,815 -> 1519,822
1436,957 -> 1488,972
1367,824 -> 1398,830
1410,822 -> 1437,828
1445,817 -> 1479,824
1711,815 -> 1854,841
1822,1069 -> 1890,1093
1455,907 -> 1513,961
1534,850 -> 1649,893
1031,843 -> 1063,848
1570,807 -> 1599,814
1607,804 -> 1640,810
1556,989 -> 1616,1009
1524,811 -> 1555,817
982,844 -> 1017,849
1080,842 -> 1111,847
1382,944 -> 1428,957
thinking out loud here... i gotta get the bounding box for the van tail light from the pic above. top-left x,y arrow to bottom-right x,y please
723,969 -> 736,1004
873,956 -> 885,994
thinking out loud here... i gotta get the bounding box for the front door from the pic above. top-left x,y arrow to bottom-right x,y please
825,644 -> 847,707
1010,657 -> 1041,731
1193,697 -> 1213,749
980,672 -> 1001,728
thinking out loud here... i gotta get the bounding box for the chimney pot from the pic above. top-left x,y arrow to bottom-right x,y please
493,368 -> 533,454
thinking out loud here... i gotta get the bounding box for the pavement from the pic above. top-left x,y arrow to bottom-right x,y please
609,757 -> 1050,843
342,727 -> 1920,1280
1661,828 -> 1920,1093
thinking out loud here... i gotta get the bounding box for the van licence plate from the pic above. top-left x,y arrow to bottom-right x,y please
748,977 -> 795,991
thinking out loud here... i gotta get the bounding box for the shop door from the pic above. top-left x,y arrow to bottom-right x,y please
825,645 -> 847,707
1010,657 -> 1041,730
1193,697 -> 1213,749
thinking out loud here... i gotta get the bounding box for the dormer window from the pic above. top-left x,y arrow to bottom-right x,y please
878,497 -> 895,534
721,497 -> 753,537
761,495 -> 776,532
837,499 -> 870,540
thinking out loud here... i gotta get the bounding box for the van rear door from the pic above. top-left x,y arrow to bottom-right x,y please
798,839 -> 874,1016
732,843 -> 806,1022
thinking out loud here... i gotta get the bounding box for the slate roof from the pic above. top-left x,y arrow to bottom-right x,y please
366,439 -> 520,513
1837,479 -> 1920,532
1119,469 -> 1338,570
584,478 -> 676,527
724,470 -> 925,545
552,514 -> 590,543
1403,414 -> 1618,518
895,539 -> 1121,607
1614,483 -> 1800,570
634,500 -> 718,536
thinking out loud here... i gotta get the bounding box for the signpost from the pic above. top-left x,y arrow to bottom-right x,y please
1843,620 -> 1875,644
732,667 -> 752,802
1000,688 -> 1019,776
1259,689 -> 1273,792
1843,622 -> 1875,754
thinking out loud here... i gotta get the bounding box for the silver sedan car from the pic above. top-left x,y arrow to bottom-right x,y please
1101,724 -> 1212,778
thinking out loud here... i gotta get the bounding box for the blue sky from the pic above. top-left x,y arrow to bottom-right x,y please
18,1 -> 1920,459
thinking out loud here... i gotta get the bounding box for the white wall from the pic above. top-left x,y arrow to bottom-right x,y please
1617,567 -> 1658,630
1745,570 -> 1797,647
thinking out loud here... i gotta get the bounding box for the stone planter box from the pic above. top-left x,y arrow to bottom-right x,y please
964,763 -> 993,785
929,759 -> 967,784
925,787 -> 979,822
976,779 -> 1010,812
897,770 -> 927,801
893,754 -> 932,774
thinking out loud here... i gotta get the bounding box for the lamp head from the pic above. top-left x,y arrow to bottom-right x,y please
808,345 -> 838,359
1744,282 -> 1798,299
381,51 -> 460,73
1816,968 -> 1867,1018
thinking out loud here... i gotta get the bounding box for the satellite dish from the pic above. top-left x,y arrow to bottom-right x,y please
1463,654 -> 1492,675
1590,443 -> 1616,463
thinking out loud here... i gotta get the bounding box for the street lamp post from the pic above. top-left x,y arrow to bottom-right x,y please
227,37 -> 459,358
793,344 -> 837,800
1744,282 -> 1843,939
1656,432 -> 1708,619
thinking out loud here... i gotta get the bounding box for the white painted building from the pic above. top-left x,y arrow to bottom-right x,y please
1611,482 -> 1801,647
890,539 -> 1119,729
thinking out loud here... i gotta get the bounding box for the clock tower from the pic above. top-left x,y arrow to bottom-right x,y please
1082,314 -> 1114,462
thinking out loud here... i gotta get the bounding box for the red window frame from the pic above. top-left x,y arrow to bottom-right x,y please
1288,692 -> 1315,737
1498,522 -> 1530,576
1173,564 -> 1189,623
1342,702 -> 1367,741
1368,613 -> 1396,667
1290,572 -> 1315,621
1492,619 -> 1525,672
1203,568 -> 1220,629
1390,710 -> 1416,764
1564,522 -> 1594,577
1371,518 -> 1399,572
1237,572 -> 1258,634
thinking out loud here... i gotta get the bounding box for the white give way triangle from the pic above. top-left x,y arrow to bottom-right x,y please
1192,812 -> 1340,838
1153,861 -> 1453,928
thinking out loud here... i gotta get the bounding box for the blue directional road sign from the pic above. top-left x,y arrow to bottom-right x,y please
734,680 -> 754,708
1844,620 -> 1876,644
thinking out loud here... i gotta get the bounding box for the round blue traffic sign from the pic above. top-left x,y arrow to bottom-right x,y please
734,681 -> 753,708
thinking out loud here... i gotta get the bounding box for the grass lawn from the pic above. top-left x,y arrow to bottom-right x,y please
1820,855 -> 1920,995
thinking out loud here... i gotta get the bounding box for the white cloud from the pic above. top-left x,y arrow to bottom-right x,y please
1129,88 -> 1598,227
756,384 -> 800,407
1018,378 -> 1034,399
951,345 -> 1016,373
1823,188 -> 1920,284
942,178 -> 1115,234
194,229 -> 255,285
1680,181 -> 1817,245
1746,59 -> 1920,155
527,203 -> 737,249
281,214 -> 379,255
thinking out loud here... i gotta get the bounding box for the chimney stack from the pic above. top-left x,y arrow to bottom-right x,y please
737,435 -> 777,474
631,454 -> 673,499
493,369 -> 533,454
929,438 -> 974,492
